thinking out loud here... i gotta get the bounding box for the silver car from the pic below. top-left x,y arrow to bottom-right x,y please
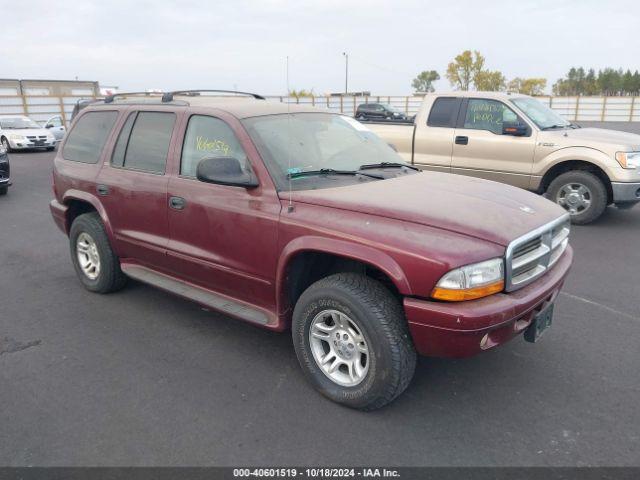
0,116 -> 57,151
44,115 -> 67,142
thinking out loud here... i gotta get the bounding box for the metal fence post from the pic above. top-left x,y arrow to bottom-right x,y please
574,96 -> 580,121
629,96 -> 636,122
59,96 -> 68,126
340,96 -> 343,114
601,96 -> 607,121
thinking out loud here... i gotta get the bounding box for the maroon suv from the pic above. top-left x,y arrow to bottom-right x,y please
50,90 -> 573,410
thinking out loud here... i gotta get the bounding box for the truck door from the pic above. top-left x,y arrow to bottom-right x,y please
412,97 -> 461,173
165,112 -> 280,314
451,98 -> 537,189
95,108 -> 176,268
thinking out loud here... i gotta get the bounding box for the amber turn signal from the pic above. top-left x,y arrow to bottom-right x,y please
431,280 -> 505,302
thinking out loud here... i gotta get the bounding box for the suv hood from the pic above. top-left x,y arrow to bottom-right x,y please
284,171 -> 565,246
541,127 -> 640,152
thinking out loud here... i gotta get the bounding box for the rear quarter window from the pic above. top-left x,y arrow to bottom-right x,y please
427,97 -> 462,128
62,111 -> 119,164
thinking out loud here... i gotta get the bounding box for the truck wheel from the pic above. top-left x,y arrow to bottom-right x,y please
292,272 -> 416,410
0,186 -> 7,195
547,170 -> 607,224
69,212 -> 127,293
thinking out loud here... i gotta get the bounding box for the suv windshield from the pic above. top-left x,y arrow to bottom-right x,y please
511,97 -> 571,130
242,113 -> 411,190
0,117 -> 42,129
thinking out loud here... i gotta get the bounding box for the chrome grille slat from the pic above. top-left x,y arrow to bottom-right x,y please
505,214 -> 570,291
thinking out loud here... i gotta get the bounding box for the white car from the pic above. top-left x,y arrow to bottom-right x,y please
0,116 -> 57,152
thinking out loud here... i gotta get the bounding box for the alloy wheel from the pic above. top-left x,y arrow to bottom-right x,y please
308,309 -> 370,387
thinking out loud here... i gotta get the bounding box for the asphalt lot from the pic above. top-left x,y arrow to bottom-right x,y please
1,125 -> 639,467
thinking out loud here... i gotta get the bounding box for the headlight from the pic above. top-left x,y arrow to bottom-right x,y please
615,152 -> 640,169
9,134 -> 24,140
431,258 -> 504,301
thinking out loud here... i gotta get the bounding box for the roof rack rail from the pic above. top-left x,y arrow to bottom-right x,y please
104,91 -> 164,104
161,90 -> 265,102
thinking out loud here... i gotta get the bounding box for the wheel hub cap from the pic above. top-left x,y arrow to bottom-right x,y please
309,309 -> 369,387
557,183 -> 592,215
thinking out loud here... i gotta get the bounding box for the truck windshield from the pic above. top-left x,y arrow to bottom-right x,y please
511,97 -> 571,130
242,113 -> 409,190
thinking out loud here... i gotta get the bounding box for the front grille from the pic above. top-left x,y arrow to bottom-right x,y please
505,215 -> 570,291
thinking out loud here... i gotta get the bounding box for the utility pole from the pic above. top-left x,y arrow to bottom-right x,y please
342,52 -> 348,94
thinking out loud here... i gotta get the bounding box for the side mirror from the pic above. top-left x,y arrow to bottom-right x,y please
196,157 -> 259,188
45,124 -> 53,129
502,121 -> 528,136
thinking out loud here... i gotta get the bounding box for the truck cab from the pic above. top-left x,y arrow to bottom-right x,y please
369,92 -> 640,224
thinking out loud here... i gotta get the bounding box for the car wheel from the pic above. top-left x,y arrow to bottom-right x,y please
69,212 -> 127,293
292,272 -> 416,410
1,137 -> 10,153
0,186 -> 7,196
547,170 -> 607,224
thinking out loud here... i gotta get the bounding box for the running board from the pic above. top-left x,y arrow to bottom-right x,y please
121,263 -> 271,326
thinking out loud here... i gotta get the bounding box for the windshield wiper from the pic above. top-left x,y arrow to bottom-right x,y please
541,124 -> 570,131
359,162 -> 420,171
287,168 -> 384,180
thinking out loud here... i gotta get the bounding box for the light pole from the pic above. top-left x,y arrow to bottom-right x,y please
342,52 -> 348,95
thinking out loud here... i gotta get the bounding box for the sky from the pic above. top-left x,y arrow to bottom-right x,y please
1,0 -> 639,95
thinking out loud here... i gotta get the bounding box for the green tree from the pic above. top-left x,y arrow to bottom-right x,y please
289,88 -> 314,98
411,70 -> 440,92
474,70 -> 506,91
508,77 -> 547,96
446,50 -> 485,91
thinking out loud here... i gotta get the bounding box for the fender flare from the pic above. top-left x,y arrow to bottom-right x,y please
537,147 -> 614,179
62,189 -> 120,255
275,235 -> 412,317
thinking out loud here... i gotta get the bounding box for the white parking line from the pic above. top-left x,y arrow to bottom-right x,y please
560,292 -> 639,322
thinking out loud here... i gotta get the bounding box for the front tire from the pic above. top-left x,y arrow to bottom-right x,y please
292,273 -> 416,410
0,186 -> 7,196
547,170 -> 607,224
69,212 -> 127,293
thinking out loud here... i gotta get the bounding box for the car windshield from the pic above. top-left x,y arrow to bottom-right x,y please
242,113 -> 411,190
511,97 -> 571,130
0,117 -> 42,129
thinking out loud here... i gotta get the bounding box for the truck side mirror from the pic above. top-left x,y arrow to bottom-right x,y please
502,121 -> 528,136
196,157 -> 259,188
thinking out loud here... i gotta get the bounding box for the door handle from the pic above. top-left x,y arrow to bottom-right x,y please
455,136 -> 469,145
169,196 -> 186,210
96,184 -> 109,196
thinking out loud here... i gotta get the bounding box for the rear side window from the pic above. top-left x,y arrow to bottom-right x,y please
180,115 -> 248,177
112,111 -> 176,174
427,97 -> 461,128
63,111 -> 118,163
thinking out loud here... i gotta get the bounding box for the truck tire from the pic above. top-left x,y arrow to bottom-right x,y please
0,186 -> 7,195
547,170 -> 607,224
69,212 -> 127,293
292,272 -> 416,410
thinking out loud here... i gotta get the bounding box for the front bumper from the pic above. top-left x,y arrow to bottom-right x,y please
8,138 -> 55,149
611,182 -> 640,205
404,246 -> 573,358
0,157 -> 10,186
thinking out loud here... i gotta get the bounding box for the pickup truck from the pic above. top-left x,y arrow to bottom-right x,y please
368,92 -> 640,224
50,90 -> 572,410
